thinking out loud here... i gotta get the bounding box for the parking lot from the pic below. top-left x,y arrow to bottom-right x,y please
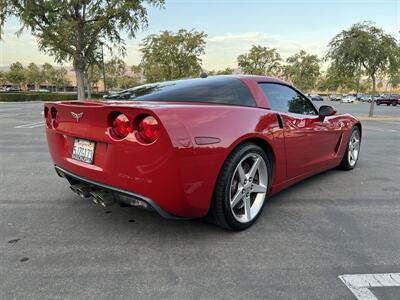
1,100 -> 399,299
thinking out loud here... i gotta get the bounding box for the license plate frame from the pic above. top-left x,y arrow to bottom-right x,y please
72,138 -> 96,164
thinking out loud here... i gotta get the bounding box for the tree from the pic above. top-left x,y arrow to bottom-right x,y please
39,63 -> 68,91
117,76 -> 140,89
283,50 -> 320,92
326,22 -> 399,116
237,45 -> 282,76
387,47 -> 400,91
105,58 -> 127,89
0,0 -> 164,100
215,67 -> 235,75
140,29 -> 207,82
130,64 -> 144,83
25,63 -> 43,90
87,64 -> 102,93
388,73 -> 400,91
42,63 -> 56,91
318,63 -> 359,92
53,67 -> 69,92
7,62 -> 25,87
131,65 -> 142,75
0,71 -> 6,85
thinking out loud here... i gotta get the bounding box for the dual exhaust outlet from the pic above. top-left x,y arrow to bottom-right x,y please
69,183 -> 116,207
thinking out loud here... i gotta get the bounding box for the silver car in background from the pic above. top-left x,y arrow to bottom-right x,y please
341,95 -> 356,103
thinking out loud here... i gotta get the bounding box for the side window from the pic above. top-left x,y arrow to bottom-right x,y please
259,83 -> 317,115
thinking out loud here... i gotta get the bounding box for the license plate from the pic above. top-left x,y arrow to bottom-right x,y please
72,139 -> 95,164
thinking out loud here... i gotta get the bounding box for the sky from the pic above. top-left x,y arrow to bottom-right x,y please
0,0 -> 399,70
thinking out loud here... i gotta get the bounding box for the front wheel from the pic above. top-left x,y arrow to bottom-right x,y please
338,127 -> 361,170
209,143 -> 270,230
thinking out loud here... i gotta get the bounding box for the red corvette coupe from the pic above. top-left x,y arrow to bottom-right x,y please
44,76 -> 361,230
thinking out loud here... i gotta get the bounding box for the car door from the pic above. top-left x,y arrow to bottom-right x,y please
258,83 -> 341,180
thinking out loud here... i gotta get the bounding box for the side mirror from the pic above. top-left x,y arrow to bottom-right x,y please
318,105 -> 336,121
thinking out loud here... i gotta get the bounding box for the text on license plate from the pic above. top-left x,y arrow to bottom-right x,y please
72,139 -> 95,164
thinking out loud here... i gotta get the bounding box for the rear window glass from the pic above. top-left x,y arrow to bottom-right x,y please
104,77 -> 256,107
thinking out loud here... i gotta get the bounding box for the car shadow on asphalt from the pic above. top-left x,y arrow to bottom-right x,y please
73,168 -> 347,236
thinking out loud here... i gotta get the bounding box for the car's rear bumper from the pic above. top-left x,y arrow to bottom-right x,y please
45,123 -> 214,218
55,165 -> 187,220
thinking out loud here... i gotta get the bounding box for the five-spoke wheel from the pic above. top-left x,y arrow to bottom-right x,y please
339,126 -> 361,170
348,129 -> 360,167
209,143 -> 270,230
229,153 -> 268,223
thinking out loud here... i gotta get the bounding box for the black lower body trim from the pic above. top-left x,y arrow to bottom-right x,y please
54,165 -> 186,220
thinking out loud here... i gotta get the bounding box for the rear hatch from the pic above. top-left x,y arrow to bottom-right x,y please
45,100 -> 162,142
44,100 -> 176,183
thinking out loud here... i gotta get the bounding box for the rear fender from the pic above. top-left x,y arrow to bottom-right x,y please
155,105 -> 285,215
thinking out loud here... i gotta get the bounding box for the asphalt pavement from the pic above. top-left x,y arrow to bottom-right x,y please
1,100 -> 399,299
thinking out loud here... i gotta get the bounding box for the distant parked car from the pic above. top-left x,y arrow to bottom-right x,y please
376,94 -> 399,106
360,95 -> 372,103
5,86 -> 21,92
341,95 -> 356,103
310,94 -> 323,101
29,89 -> 50,92
329,93 -> 342,101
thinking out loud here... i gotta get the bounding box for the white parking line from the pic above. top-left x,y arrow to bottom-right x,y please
380,121 -> 400,126
363,126 -> 398,133
0,107 -> 23,112
14,121 -> 44,129
0,113 -> 25,118
28,122 -> 45,128
339,273 -> 400,300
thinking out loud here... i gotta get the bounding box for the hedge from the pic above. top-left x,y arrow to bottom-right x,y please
0,92 -> 104,102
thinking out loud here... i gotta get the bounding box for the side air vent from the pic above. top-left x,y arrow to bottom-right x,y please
276,114 -> 284,129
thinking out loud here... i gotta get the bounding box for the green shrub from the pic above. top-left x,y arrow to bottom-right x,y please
0,92 -> 104,102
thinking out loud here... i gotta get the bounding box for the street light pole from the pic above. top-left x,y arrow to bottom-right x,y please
101,42 -> 107,93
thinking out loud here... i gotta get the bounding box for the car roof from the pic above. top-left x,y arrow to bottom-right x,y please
233,74 -> 289,85
204,74 -> 288,84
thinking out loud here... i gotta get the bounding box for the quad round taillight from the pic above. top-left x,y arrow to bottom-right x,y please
45,106 -> 59,129
138,115 -> 159,143
44,107 -> 52,128
51,107 -> 59,128
111,114 -> 132,139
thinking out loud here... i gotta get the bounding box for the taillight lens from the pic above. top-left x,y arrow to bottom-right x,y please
112,114 -> 132,139
51,107 -> 59,128
138,116 -> 159,143
45,107 -> 52,128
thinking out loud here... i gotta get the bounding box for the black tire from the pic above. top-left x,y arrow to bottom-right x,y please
376,101 -> 381,106
338,127 -> 361,171
392,101 -> 397,106
208,143 -> 271,231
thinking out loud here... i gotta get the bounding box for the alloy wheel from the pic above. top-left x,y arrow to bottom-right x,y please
229,153 -> 268,223
348,130 -> 360,167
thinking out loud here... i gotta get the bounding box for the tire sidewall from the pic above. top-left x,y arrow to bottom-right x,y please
343,127 -> 361,170
220,144 -> 270,230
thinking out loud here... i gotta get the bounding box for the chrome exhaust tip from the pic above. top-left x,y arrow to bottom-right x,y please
70,184 -> 91,198
118,195 -> 150,210
89,191 -> 116,207
91,193 -> 101,204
